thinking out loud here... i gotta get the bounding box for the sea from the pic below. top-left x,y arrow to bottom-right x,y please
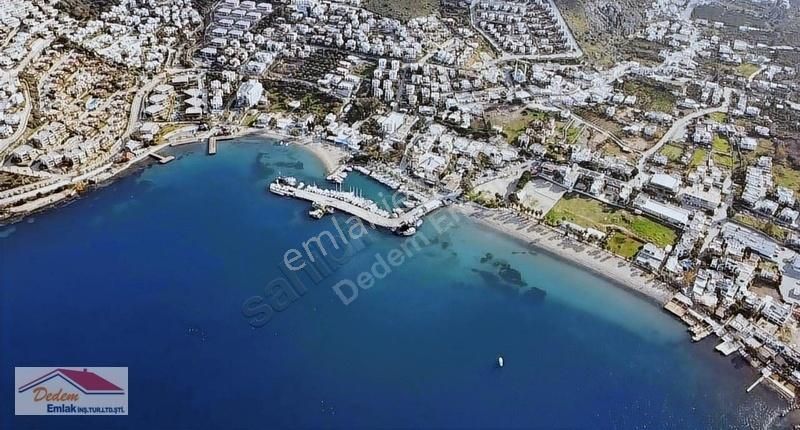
0,137 -> 793,429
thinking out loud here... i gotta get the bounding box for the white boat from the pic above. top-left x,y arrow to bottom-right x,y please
309,208 -> 325,219
399,227 -> 416,236
497,356 -> 504,368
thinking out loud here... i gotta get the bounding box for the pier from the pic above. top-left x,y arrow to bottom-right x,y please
150,152 -> 175,164
326,165 -> 348,184
269,178 -> 444,231
208,137 -> 217,155
747,370 -> 771,393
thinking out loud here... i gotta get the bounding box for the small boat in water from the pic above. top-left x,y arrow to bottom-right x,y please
497,356 -> 504,368
394,223 -> 416,236
399,227 -> 416,236
309,207 -> 325,219
309,202 -> 330,219
276,176 -> 298,187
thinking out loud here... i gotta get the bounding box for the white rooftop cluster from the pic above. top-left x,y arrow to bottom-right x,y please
38,0 -> 204,70
290,0 -> 428,60
0,72 -> 24,138
474,0 -> 575,57
199,0 -> 273,71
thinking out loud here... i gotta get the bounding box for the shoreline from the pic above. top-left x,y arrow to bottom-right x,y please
0,130 -> 348,226
455,203 -> 672,305
234,128 -> 349,174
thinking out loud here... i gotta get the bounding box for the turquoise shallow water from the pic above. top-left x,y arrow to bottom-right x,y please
0,137 -> 791,429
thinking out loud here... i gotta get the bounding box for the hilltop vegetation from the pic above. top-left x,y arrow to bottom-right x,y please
363,0 -> 440,22
556,0 -> 647,67
55,0 -> 114,19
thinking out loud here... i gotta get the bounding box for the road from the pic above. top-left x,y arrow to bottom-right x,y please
124,73 -> 165,138
0,38 -> 53,155
747,65 -> 768,84
417,38 -> 456,65
637,87 -> 733,172
0,82 -> 32,155
469,0 -> 583,70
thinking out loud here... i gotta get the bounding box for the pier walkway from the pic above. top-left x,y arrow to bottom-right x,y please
149,153 -> 175,164
271,180 -> 444,230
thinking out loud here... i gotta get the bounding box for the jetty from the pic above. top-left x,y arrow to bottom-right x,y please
150,152 -> 175,164
326,165 -> 348,184
269,177 -> 444,231
747,369 -> 771,393
208,137 -> 217,155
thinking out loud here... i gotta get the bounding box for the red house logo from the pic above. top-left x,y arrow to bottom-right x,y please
15,367 -> 128,415
18,368 -> 125,396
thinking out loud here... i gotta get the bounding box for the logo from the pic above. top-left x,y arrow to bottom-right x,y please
15,367 -> 128,415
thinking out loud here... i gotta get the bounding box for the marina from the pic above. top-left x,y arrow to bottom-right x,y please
269,176 -> 446,233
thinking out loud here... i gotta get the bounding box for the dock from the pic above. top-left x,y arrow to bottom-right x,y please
326,165 -> 348,184
150,152 -> 175,164
715,340 -> 738,356
208,137 -> 217,155
747,369 -> 771,393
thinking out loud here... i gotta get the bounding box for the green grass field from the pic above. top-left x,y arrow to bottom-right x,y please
774,165 -> 800,192
709,112 -> 727,123
545,194 -> 678,248
736,63 -> 761,78
712,153 -> 734,169
712,135 -> 731,153
690,148 -> 708,168
660,144 -> 684,161
607,232 -> 644,259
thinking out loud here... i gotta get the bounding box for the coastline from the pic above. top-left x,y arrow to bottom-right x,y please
0,131 -> 349,226
455,203 -> 673,305
234,128 -> 349,174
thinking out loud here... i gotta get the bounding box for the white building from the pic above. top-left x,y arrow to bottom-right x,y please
236,79 -> 263,108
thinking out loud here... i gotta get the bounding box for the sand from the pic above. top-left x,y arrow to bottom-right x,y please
238,128 -> 348,174
456,203 -> 673,304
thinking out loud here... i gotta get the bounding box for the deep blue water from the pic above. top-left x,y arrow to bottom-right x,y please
0,138 -> 791,429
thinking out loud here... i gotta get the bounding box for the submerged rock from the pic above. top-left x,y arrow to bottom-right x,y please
499,266 -> 527,287
521,287 -> 547,304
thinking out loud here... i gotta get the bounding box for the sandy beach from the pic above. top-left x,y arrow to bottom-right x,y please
237,128 -> 349,174
456,203 -> 673,304
300,141 -> 349,174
